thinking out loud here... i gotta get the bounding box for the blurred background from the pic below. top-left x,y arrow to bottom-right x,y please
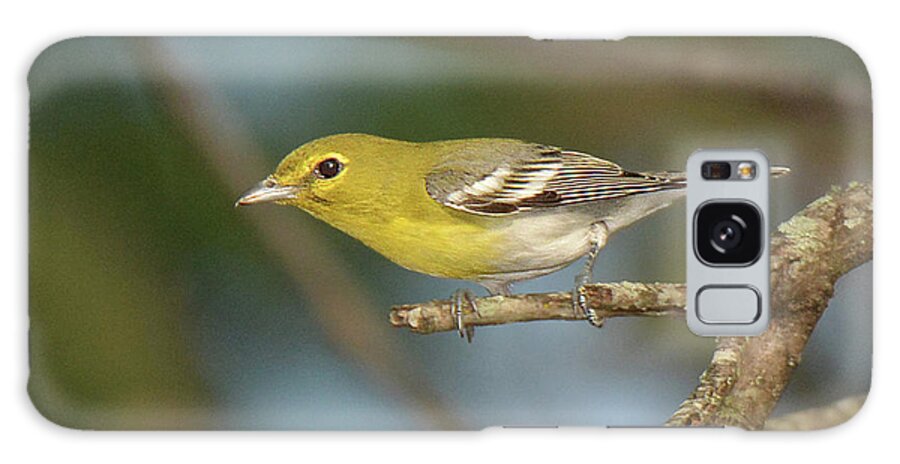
28,37 -> 871,429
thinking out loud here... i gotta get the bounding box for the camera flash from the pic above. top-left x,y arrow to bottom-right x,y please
737,162 -> 756,180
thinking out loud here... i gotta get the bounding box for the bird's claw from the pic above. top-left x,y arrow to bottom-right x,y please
451,289 -> 479,343
573,222 -> 608,329
573,281 -> 605,329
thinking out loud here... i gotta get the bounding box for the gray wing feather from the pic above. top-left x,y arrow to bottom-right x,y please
425,142 -> 685,216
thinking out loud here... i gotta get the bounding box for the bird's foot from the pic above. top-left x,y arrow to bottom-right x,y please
572,222 -> 608,329
451,288 -> 480,343
572,277 -> 605,329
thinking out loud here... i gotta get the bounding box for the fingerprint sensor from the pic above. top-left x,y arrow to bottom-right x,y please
696,285 -> 761,324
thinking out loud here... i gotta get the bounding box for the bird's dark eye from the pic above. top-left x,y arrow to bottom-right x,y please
315,158 -> 343,179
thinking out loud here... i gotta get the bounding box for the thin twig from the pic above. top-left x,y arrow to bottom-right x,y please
390,282 -> 685,334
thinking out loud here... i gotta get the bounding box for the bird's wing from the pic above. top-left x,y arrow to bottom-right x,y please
425,142 -> 685,216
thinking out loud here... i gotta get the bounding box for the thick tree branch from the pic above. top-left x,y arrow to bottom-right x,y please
390,182 -> 872,429
667,182 -> 872,428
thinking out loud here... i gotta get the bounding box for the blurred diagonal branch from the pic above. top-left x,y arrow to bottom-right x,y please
392,182 -> 872,429
133,38 -> 461,429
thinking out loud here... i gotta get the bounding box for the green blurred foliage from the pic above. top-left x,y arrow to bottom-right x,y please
29,81 -> 260,427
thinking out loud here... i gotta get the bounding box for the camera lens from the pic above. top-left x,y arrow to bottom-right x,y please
710,218 -> 743,251
695,202 -> 762,265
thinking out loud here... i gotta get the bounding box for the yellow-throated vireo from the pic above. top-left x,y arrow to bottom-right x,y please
237,134 -> 788,341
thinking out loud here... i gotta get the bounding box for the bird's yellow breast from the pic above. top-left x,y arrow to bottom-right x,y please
314,194 -> 508,280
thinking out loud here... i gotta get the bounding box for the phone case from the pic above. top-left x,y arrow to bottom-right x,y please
28,37 -> 872,430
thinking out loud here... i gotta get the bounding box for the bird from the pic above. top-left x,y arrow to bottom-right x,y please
237,134 -> 788,341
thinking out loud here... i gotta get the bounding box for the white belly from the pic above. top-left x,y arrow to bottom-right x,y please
474,189 -> 684,284
481,212 -> 594,282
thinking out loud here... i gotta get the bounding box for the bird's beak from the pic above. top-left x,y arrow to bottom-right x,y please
235,177 -> 299,207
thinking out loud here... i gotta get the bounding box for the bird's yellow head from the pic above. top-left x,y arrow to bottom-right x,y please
236,133 -> 424,225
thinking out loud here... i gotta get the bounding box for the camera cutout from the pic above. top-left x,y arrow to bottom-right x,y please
687,149 -> 770,337
694,201 -> 762,266
701,161 -> 757,180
